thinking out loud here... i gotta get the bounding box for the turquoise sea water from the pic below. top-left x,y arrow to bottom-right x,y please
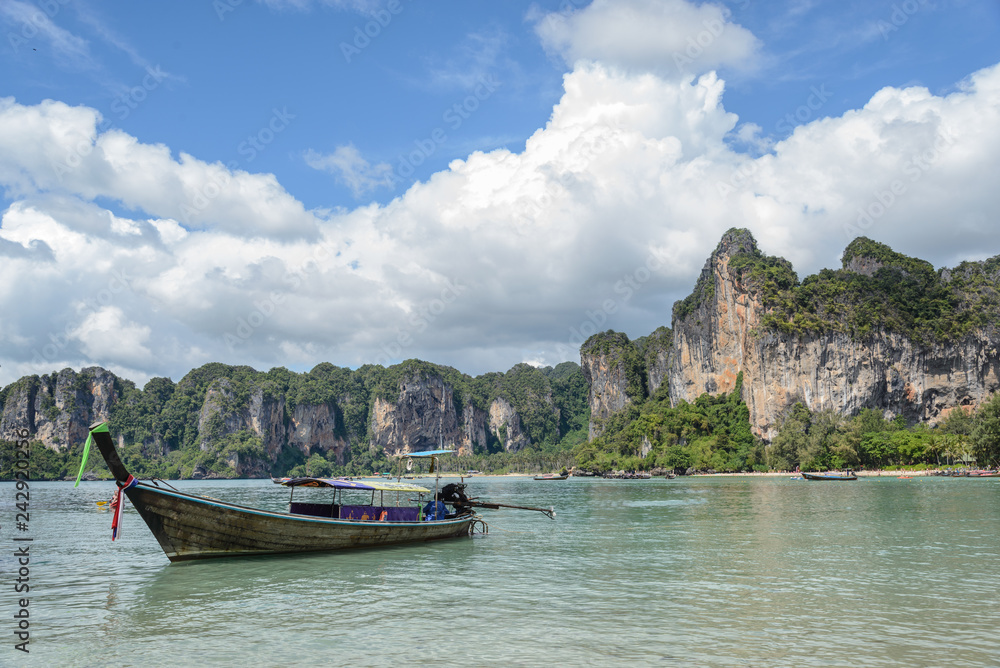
1,475 -> 998,667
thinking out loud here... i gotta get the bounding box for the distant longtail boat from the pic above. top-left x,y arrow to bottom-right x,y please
801,471 -> 858,481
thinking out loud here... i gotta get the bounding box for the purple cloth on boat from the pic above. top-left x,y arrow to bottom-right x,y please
340,505 -> 380,520
382,507 -> 419,522
338,505 -> 421,521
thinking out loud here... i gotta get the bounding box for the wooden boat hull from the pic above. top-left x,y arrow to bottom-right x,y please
125,483 -> 475,562
534,475 -> 568,481
89,422 -> 475,562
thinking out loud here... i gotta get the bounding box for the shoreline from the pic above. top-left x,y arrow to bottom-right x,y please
43,468 -> 960,483
689,469 -> 944,478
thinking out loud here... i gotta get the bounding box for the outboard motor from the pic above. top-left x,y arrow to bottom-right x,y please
437,482 -> 471,512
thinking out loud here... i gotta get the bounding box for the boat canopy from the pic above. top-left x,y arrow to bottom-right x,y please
396,449 -> 455,458
280,477 -> 430,493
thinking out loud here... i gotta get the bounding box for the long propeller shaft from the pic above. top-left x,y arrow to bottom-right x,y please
466,499 -> 555,519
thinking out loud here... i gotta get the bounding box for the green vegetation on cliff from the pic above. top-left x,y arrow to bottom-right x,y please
672,266 -> 715,323
673,230 -> 1000,343
756,237 -> 982,341
546,361 -> 590,446
491,363 -> 560,446
634,326 -> 673,371
0,439 -> 95,481
577,371 -> 763,473
581,330 -> 648,402
1,358 -> 591,480
673,228 -> 775,322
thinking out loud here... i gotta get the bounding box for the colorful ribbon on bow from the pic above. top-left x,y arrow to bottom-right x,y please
74,423 -> 109,488
111,474 -> 137,541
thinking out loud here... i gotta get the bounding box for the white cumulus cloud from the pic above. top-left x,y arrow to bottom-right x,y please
305,145 -> 394,197
0,98 -> 319,239
533,0 -> 761,79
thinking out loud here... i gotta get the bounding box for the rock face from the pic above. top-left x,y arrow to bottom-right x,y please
288,402 -> 347,460
0,378 -> 38,440
735,329 -> 999,438
580,331 -> 645,439
667,229 -> 765,425
462,403 -> 488,453
196,378 -> 294,476
0,367 -> 119,450
667,229 -> 1000,439
582,230 -> 1000,441
640,326 -> 672,395
368,374 -> 530,455
370,375 -> 468,455
488,396 -> 530,452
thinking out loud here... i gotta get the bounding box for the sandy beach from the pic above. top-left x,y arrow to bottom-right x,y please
691,469 -> 940,478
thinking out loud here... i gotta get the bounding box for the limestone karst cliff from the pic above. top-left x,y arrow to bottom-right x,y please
637,326 -> 672,396
0,358 -> 586,478
488,396 -> 530,452
580,331 -> 646,439
369,374 -> 473,456
195,377 -> 300,477
367,362 -> 559,456
584,229 -> 1000,441
670,230 -> 999,438
0,367 -> 119,449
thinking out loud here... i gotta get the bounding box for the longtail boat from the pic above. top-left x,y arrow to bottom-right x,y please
84,422 -> 481,562
534,473 -> 568,481
801,471 -> 858,481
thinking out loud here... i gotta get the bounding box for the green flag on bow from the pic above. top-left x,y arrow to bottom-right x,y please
74,423 -> 109,488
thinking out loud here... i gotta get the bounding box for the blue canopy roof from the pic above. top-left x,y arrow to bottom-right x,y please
280,477 -> 430,492
400,449 -> 455,458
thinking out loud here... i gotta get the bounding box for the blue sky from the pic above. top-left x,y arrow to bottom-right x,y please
1,0 -> 999,387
